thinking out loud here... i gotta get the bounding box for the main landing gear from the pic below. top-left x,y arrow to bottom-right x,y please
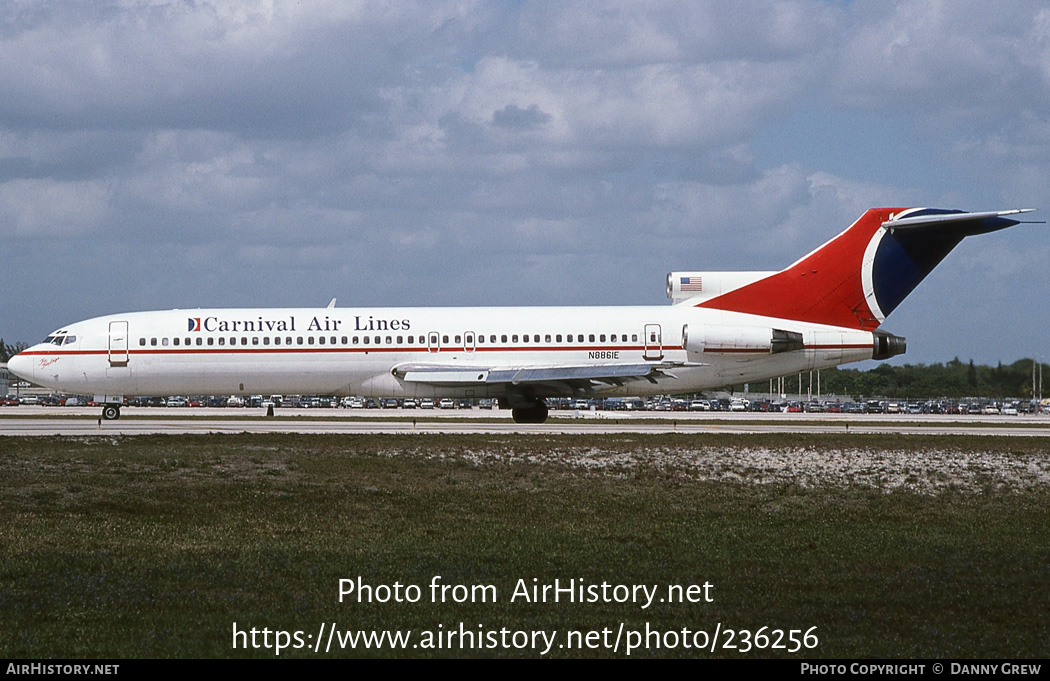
102,405 -> 121,421
511,399 -> 549,424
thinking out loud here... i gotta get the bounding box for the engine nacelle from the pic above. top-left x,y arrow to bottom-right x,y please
872,330 -> 907,360
667,271 -> 777,304
682,324 -> 804,356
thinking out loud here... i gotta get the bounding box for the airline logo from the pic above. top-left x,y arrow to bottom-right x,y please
187,316 -> 297,333
183,314 -> 405,333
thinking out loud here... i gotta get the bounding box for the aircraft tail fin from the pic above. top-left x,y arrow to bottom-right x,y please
696,208 -> 1036,329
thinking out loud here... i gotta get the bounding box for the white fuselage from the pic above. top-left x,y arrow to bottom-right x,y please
11,304 -> 878,401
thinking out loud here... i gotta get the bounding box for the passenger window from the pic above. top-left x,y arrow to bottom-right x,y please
397,336 -> 403,344
219,337 -> 226,346
252,337 -> 260,346
501,335 -> 507,343
600,334 -> 606,342
353,337 -> 359,345
162,338 -> 169,346
363,336 -> 370,344
385,336 -> 392,344
545,334 -> 551,343
588,334 -> 595,342
319,336 -> 325,345
308,337 -> 315,345
342,336 -> 348,344
274,337 -> 281,346
196,338 -> 202,346
151,338 -> 157,346
632,334 -> 638,342
173,338 -> 180,346
207,337 -> 214,346
241,337 -> 248,345
556,334 -> 562,343
374,336 -> 380,344
331,337 -> 337,345
263,337 -> 270,346
512,335 -> 518,343
442,335 -> 449,344
578,334 -> 584,343
139,338 -> 146,346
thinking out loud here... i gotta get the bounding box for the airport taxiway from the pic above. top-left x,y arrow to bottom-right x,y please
2,406 -> 1048,437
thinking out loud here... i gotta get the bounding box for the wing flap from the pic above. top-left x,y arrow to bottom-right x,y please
394,362 -> 678,390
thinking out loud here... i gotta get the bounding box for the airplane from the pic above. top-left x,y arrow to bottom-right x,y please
7,207 -> 1038,423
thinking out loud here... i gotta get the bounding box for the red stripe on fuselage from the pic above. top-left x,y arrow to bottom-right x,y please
15,345 -> 673,358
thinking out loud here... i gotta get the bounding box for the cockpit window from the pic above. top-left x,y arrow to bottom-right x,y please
44,334 -> 65,345
63,336 -> 77,344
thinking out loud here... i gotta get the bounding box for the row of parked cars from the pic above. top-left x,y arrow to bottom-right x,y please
122,395 -> 483,410
5,393 -> 1040,415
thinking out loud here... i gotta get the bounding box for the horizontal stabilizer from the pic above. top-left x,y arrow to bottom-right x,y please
882,209 -> 1039,234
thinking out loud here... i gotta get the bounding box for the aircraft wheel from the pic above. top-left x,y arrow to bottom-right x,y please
102,405 -> 121,421
511,402 -> 548,424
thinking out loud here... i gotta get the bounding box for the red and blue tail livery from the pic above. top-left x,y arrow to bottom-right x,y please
689,208 -> 1036,330
10,207 -> 1038,423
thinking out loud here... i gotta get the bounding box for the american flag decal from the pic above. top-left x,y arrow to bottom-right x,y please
680,276 -> 703,291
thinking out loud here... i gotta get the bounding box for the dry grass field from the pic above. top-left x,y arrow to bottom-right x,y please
2,433 -> 1048,658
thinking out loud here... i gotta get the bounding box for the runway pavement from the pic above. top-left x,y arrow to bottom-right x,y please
2,406 -> 1049,436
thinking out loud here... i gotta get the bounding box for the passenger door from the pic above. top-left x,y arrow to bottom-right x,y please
108,321 -> 129,367
643,323 -> 663,360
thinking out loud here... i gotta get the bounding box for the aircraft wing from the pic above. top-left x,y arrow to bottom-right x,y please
392,362 -> 683,394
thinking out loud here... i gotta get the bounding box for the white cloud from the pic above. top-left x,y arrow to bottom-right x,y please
0,1 -> 1046,365
0,178 -> 110,237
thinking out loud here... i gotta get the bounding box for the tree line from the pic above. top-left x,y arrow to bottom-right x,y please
739,358 -> 1048,400
1,340 -> 28,363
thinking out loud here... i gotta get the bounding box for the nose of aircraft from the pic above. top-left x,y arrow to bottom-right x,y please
7,350 -> 34,383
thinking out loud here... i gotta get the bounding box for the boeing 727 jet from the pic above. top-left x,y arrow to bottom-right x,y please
7,207 -> 1036,423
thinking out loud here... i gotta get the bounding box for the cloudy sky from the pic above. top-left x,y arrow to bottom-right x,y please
1,0 -> 1047,366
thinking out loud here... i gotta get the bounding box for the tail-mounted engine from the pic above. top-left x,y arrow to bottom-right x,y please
667,271 -> 777,304
682,324 -> 804,356
872,330 -> 907,360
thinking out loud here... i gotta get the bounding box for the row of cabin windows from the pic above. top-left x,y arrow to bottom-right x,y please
138,333 -> 643,348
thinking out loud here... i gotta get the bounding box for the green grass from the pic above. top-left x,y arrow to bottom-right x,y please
1,433 -> 1048,658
